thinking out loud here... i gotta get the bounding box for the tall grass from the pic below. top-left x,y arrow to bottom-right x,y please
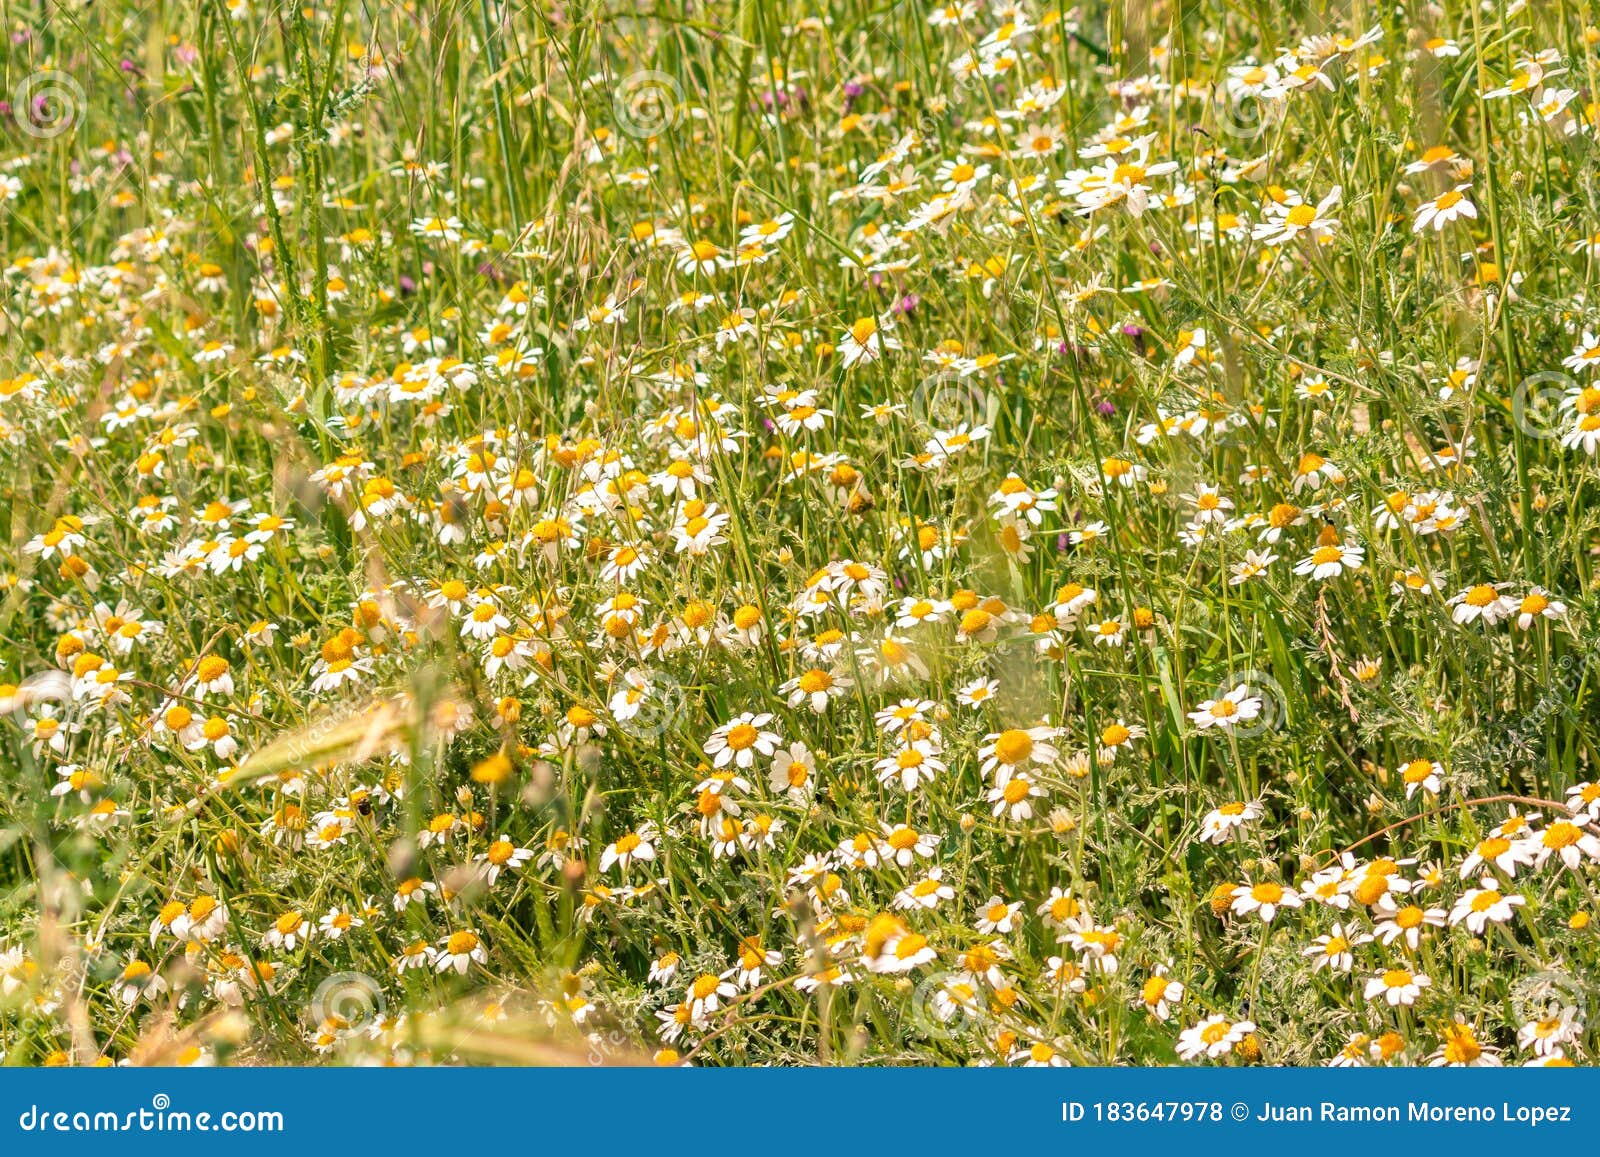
0,0 -> 1596,1067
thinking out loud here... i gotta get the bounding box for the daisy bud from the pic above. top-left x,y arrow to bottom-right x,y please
1210,883 -> 1237,917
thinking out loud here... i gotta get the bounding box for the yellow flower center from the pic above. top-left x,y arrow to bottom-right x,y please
797,669 -> 833,694
992,729 -> 1034,765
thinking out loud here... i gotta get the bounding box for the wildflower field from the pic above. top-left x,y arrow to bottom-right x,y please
2,0 -> 1600,1069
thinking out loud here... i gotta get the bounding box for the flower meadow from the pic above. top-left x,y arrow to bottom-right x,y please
1,0 -> 1599,1070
